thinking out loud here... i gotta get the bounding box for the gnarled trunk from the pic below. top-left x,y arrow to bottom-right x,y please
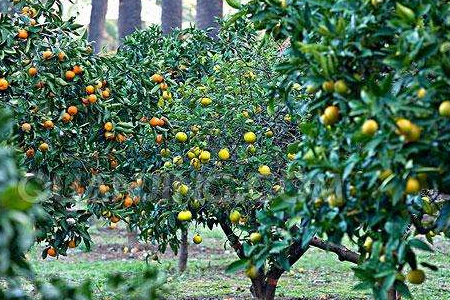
161,0 -> 182,34
88,0 -> 108,53
178,229 -> 188,273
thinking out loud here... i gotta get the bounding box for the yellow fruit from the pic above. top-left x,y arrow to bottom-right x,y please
104,122 -> 113,131
417,88 -> 426,99
39,142 -> 49,152
160,148 -> 171,157
230,210 -> 241,224
151,73 -> 164,83
258,165 -> 271,176
21,123 -> 32,132
244,132 -> 257,143
314,198 -> 324,208
323,106 -> 340,125
178,184 -> 189,196
247,144 -> 256,154
406,124 -> 421,142
0,78 -> 9,91
200,97 -> 212,106
371,0 -> 382,6
177,210 -> 192,222
187,151 -> 196,159
405,177 -> 420,194
218,148 -> 230,160
363,237 -> 373,252
163,161 -> 172,168
245,265 -> 258,279
249,232 -> 262,243
322,80 -> 335,92
306,85 -> 317,94
162,91 -> 172,100
173,156 -> 183,165
190,158 -> 201,170
175,132 -> 188,142
193,234 -> 202,244
272,185 -> 281,193
396,118 -> 413,135
287,153 -> 296,160
265,130 -> 274,138
361,119 -> 379,136
439,101 -> 450,117
327,194 -> 344,208
406,269 -> 425,285
199,150 -> 211,162
334,80 -> 348,95
99,184 -> 110,194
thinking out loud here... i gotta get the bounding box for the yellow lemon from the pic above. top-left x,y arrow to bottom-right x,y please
218,148 -> 230,160
244,132 -> 257,143
258,165 -> 271,176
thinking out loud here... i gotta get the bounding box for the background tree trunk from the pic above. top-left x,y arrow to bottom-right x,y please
178,229 -> 188,273
88,0 -> 108,53
196,0 -> 222,38
161,0 -> 182,34
118,0 -> 142,41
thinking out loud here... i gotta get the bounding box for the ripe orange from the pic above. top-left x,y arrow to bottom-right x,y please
116,134 -> 126,143
85,85 -> 95,94
110,215 -> 120,223
0,78 -> 9,91
150,117 -> 160,127
321,105 -> 340,125
39,143 -> 49,152
47,247 -> 57,257
43,120 -> 54,129
67,106 -> 78,116
396,118 -> 412,135
151,73 -> 164,83
28,67 -> 37,77
99,184 -> 110,194
26,148 -> 35,157
88,94 -> 97,104
61,112 -> 71,123
104,122 -> 113,131
160,82 -> 168,90
158,118 -> 165,126
101,90 -> 110,98
68,240 -> 76,248
21,123 -> 32,132
42,50 -> 53,60
110,159 -> 118,168
405,177 -> 420,194
58,52 -> 66,61
155,134 -> 163,144
65,70 -> 76,81
72,65 -> 83,75
123,196 -> 133,208
18,29 -> 28,39
361,119 -> 379,136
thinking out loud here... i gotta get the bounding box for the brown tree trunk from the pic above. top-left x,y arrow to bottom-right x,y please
178,229 -> 188,273
161,0 -> 182,34
88,0 -> 108,53
118,0 -> 142,41
388,288 -> 401,300
196,0 -> 222,38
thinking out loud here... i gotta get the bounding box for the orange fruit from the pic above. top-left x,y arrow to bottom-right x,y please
43,120 -> 54,129
72,65 -> 83,75
0,78 -> 9,91
110,160 -> 118,168
42,50 -> 53,60
321,105 -> 340,125
88,94 -> 97,104
99,184 -> 110,194
28,67 -> 37,77
150,117 -> 160,127
67,240 -> 76,248
26,148 -> 35,157
160,82 -> 168,90
155,134 -> 163,144
151,73 -> 164,83
21,123 -> 32,132
101,90 -> 110,98
18,29 -> 29,39
29,18 -> 37,26
47,247 -> 57,257
65,70 -> 76,81
110,215 -> 120,223
58,52 -> 66,61
85,85 -> 95,94
405,177 -> 420,194
39,143 -> 49,152
61,112 -> 71,123
123,196 -> 133,208
104,122 -> 113,131
116,134 -> 126,143
67,106 -> 78,116
158,118 -> 165,126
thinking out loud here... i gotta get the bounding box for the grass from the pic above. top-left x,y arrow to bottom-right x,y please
30,224 -> 450,300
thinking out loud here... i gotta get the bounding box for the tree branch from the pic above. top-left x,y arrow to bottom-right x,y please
309,237 -> 359,264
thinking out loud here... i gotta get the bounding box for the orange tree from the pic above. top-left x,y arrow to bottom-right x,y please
230,0 -> 450,299
0,108 -> 165,300
117,20 -> 334,298
0,0 -> 161,257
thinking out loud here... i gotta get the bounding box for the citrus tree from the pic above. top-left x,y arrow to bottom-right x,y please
228,0 -> 450,299
0,0 -> 162,257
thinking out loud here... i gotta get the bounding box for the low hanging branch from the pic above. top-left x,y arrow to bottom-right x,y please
309,237 -> 359,264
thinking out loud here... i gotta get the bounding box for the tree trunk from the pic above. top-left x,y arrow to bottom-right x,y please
387,288 -> 401,300
88,0 -> 108,53
161,0 -> 182,35
196,0 -> 223,38
118,0 -> 142,41
178,229 -> 188,273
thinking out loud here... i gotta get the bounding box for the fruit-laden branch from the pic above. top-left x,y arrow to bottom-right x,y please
309,237 -> 359,264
